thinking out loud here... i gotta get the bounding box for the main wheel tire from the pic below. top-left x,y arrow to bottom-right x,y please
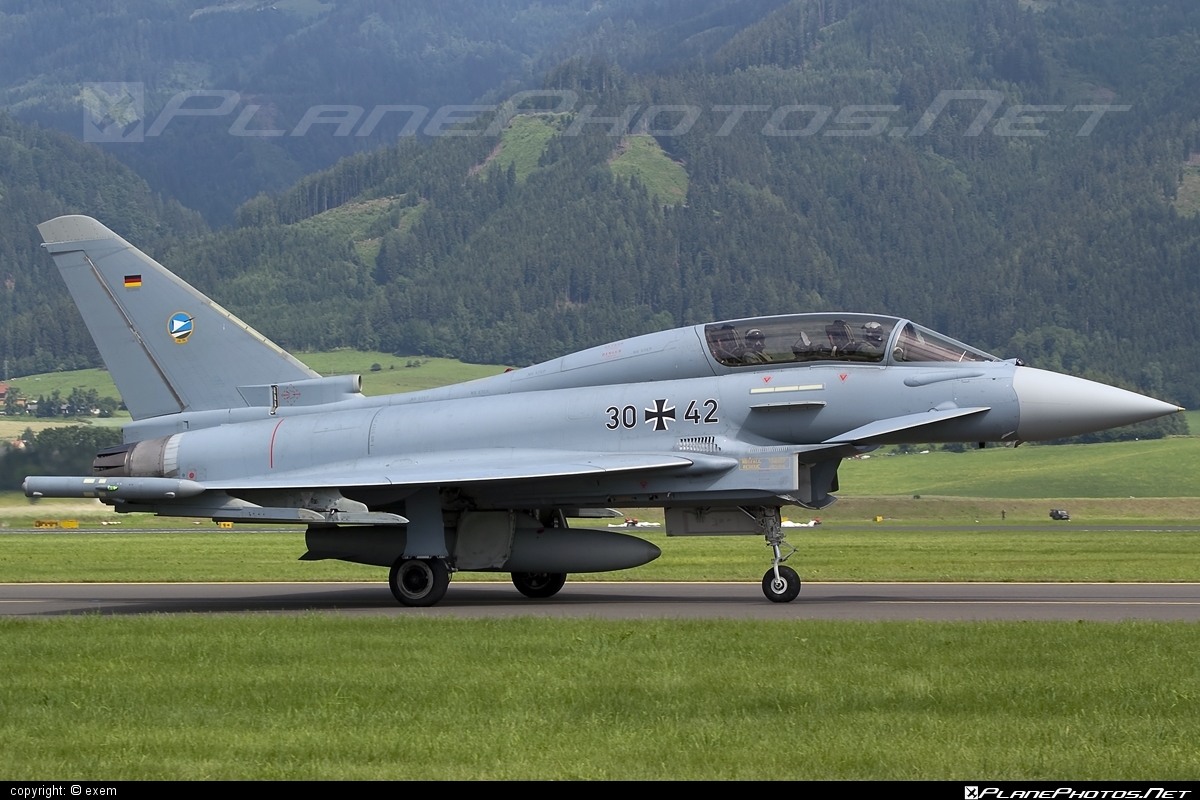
511,571 -> 567,599
762,565 -> 801,603
389,558 -> 450,607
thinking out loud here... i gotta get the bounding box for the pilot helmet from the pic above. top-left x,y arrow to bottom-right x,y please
745,328 -> 766,345
862,321 -> 884,344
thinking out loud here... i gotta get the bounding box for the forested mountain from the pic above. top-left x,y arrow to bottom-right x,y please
2,0 -> 1200,408
0,0 -> 786,223
0,114 -> 205,379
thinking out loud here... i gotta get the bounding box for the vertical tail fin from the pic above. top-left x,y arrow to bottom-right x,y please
39,215 -> 318,419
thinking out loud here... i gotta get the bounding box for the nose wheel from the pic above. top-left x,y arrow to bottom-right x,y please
762,565 -> 801,602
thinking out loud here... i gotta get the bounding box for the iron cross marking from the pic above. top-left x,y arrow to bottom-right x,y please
645,399 -> 676,431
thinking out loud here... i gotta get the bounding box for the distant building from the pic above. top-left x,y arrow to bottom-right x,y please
0,384 -> 30,414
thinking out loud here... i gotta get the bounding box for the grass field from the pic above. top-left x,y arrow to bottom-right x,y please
2,367 -> 120,400
0,416 -> 128,443
2,616 -> 1197,779
2,520 -> 1199,583
840,438 -> 1200,498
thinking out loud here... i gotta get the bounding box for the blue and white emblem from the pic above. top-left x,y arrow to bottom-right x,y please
168,311 -> 194,343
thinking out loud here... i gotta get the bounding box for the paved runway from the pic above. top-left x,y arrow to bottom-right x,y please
2,581 -> 1200,620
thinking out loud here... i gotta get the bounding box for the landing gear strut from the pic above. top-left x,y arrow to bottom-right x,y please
389,557 -> 450,607
511,572 -> 567,598
757,507 -> 801,603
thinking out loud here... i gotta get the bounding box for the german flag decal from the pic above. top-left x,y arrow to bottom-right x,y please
124,275 -> 142,289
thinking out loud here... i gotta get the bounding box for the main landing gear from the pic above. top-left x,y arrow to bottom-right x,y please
511,572 -> 567,598
759,507 -> 801,603
389,558 -> 450,607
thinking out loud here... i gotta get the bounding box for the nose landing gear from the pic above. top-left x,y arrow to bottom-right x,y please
758,507 -> 801,603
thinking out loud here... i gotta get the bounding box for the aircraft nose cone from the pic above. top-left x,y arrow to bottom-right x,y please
1013,367 -> 1183,441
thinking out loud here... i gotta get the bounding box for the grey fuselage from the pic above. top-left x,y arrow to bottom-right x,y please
112,315 -> 1020,511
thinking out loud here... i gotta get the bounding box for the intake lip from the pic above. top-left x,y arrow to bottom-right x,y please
1013,367 -> 1183,441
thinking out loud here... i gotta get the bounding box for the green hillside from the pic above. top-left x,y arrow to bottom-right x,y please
489,115 -> 566,183
609,135 -> 689,204
283,196 -> 416,265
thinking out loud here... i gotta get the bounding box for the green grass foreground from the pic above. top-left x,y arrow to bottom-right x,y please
1,616 -> 1197,779
2,527 -> 1200,582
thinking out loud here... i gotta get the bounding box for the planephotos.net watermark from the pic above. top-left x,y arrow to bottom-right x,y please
81,83 -> 1131,144
965,788 -> 1192,799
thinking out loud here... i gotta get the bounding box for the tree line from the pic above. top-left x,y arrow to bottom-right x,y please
0,426 -> 122,491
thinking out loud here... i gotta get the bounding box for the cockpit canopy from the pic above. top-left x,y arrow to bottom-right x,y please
704,314 -> 999,368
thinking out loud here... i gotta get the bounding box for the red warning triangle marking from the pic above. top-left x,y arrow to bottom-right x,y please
763,376 -> 772,383
839,373 -> 849,382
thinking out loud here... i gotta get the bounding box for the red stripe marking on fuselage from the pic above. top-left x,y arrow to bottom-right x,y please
269,418 -> 285,469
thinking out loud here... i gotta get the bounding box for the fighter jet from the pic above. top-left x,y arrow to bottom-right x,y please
24,216 -> 1183,606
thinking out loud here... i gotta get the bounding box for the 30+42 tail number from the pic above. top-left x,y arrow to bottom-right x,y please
605,399 -> 718,432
